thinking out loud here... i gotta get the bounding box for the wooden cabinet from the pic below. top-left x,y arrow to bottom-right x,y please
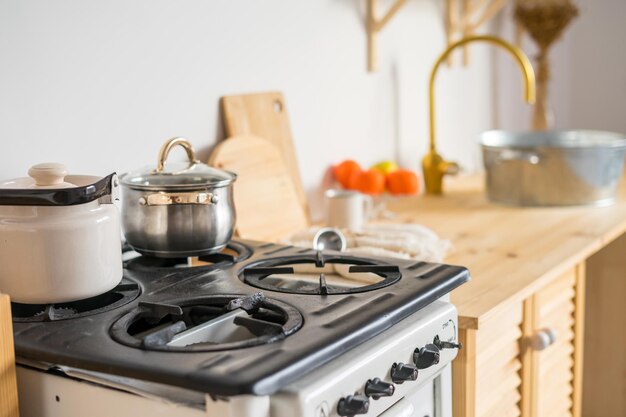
520,266 -> 585,417
453,265 -> 585,417
385,175 -> 626,417
1,293 -> 19,417
475,301 -> 524,417
583,234 -> 626,417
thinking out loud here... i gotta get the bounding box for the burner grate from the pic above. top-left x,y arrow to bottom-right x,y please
110,293 -> 303,352
242,252 -> 401,295
11,278 -> 141,322
124,241 -> 252,271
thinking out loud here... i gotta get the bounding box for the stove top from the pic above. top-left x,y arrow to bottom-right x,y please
12,240 -> 469,396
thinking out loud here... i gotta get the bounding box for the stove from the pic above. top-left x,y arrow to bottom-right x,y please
12,240 -> 469,417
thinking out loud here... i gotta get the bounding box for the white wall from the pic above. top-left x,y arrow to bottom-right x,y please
0,0 -> 495,217
494,0 -> 626,133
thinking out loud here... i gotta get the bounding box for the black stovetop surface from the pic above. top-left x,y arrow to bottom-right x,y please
12,240 -> 469,396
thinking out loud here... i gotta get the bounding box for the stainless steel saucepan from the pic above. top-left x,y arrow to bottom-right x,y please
120,137 -> 237,258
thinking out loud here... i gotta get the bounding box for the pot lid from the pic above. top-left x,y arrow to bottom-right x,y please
1,163 -> 77,189
120,137 -> 236,190
0,163 -> 118,206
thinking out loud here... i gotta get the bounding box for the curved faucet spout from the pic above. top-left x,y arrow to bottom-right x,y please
423,35 -> 536,195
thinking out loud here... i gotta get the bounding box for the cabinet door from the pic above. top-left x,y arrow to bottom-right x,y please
453,301 -> 524,417
475,302 -> 524,417
521,266 -> 585,417
1,293 -> 20,417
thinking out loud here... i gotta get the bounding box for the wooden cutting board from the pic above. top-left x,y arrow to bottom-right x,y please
208,135 -> 309,242
220,92 -> 308,217
0,293 -> 19,417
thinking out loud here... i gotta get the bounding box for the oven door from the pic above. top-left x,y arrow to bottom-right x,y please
379,366 -> 452,417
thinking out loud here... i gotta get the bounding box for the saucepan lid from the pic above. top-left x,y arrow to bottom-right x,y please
0,163 -> 118,206
120,137 -> 236,191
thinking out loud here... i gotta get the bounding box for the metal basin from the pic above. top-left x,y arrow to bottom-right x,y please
480,130 -> 626,206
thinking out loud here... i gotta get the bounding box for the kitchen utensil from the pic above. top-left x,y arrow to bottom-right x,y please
313,227 -> 347,252
220,92 -> 309,218
481,130 -> 626,206
208,135 -> 308,242
0,163 -> 122,304
120,137 -> 237,258
288,224 -> 451,263
325,189 -> 374,231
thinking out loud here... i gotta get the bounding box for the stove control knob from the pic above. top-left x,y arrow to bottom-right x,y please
413,343 -> 441,369
337,394 -> 369,416
434,335 -> 463,350
364,377 -> 395,399
390,362 -> 418,384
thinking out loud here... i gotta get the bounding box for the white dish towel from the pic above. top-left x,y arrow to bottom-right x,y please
287,223 -> 451,263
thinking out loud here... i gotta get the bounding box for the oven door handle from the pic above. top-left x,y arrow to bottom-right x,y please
378,397 -> 415,417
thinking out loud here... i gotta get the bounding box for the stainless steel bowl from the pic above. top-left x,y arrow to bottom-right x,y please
480,130 -> 626,206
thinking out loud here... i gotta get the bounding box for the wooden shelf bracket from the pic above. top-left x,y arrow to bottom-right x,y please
365,0 -> 508,71
445,0 -> 509,65
367,0 -> 408,72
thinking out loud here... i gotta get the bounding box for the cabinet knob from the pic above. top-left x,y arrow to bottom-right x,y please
532,328 -> 557,351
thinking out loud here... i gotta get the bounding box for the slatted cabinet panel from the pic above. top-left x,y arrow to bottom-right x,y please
534,270 -> 577,417
520,266 -> 584,417
453,264 -> 586,417
1,293 -> 19,417
474,302 -> 524,417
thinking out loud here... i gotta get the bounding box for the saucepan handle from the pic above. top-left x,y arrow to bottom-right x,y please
156,137 -> 198,172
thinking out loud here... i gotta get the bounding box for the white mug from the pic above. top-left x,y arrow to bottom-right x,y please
325,189 -> 374,231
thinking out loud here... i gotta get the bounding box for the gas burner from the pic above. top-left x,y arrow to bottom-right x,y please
124,241 -> 252,271
11,278 -> 141,322
11,239 -> 470,397
241,251 -> 401,295
110,293 -> 303,352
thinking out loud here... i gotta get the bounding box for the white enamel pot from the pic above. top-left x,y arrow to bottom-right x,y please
0,163 -> 123,304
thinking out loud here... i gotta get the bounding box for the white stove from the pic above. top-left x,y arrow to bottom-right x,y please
11,240 -> 468,417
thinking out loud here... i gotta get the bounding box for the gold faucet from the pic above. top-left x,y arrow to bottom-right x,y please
422,35 -> 537,195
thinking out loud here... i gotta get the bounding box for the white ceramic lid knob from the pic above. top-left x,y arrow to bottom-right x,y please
28,163 -> 75,188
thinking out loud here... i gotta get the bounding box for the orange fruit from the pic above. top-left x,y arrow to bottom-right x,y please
332,160 -> 361,188
386,169 -> 419,195
347,169 -> 386,195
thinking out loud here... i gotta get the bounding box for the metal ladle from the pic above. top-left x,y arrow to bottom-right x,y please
313,227 -> 347,252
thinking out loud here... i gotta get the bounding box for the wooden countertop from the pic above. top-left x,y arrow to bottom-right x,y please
385,175 -> 626,329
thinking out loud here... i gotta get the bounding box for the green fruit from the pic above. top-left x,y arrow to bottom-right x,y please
371,161 -> 399,175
